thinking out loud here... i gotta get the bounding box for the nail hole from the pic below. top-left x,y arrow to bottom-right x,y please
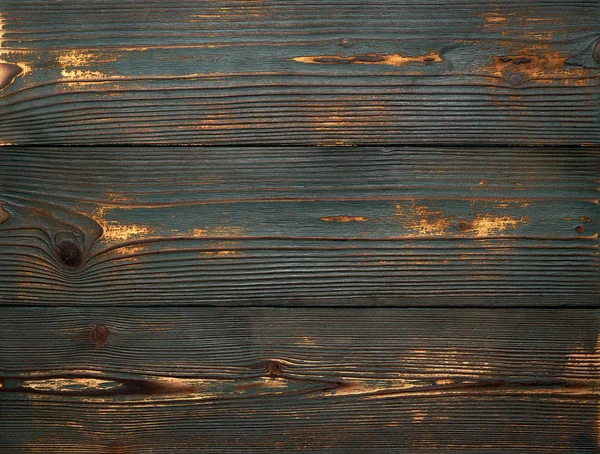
575,225 -> 585,233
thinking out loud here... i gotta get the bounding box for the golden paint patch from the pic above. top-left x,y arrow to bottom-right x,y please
21,378 -> 122,393
326,378 -> 421,397
197,114 -> 234,130
394,202 -> 528,237
57,50 -> 94,67
192,226 -> 244,237
201,249 -> 240,257
193,225 -> 244,256
102,223 -> 149,242
411,409 -> 426,423
394,202 -> 452,236
117,244 -> 144,256
90,206 -> 151,242
293,51 -> 441,67
295,336 -> 316,346
320,215 -> 369,223
485,15 -> 507,24
61,69 -> 107,80
467,214 -> 527,236
57,50 -> 110,82
486,51 -> 593,85
565,344 -> 598,376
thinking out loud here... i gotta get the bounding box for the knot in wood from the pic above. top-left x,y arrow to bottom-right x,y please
507,73 -> 525,86
54,232 -> 84,268
266,361 -> 282,377
0,205 -> 10,224
0,62 -> 23,91
593,40 -> 600,63
89,324 -> 110,347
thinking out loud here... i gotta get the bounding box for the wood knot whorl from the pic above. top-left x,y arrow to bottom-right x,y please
0,62 -> 23,90
54,231 -> 84,268
89,324 -> 110,347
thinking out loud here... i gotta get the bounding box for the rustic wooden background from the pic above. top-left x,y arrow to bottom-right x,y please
0,1 -> 599,452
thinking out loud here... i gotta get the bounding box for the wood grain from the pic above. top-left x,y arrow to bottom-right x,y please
0,146 -> 597,306
1,307 -> 599,452
0,1 -> 598,145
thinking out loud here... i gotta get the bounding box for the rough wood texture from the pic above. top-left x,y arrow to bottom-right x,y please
1,307 -> 599,452
1,146 -> 598,306
0,1 -> 598,144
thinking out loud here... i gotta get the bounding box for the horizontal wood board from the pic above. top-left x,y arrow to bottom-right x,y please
0,146 -> 598,306
0,1 -> 598,144
1,307 -> 600,452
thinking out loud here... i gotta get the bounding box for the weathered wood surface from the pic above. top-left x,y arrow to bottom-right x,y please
1,146 -> 598,306
1,307 -> 599,452
0,1 -> 599,145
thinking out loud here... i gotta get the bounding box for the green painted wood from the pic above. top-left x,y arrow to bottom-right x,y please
0,146 -> 598,306
1,307 -> 599,452
0,1 -> 598,144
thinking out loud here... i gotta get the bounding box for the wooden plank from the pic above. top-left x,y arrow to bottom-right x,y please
1,307 -> 599,452
0,1 -> 598,145
1,146 -> 598,306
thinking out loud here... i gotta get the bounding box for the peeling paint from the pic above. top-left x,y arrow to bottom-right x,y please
21,378 -> 123,393
465,214 -> 527,236
395,203 -> 452,236
58,50 -> 108,81
293,51 -> 441,67
487,51 -> 593,85
193,226 -> 244,256
192,226 -> 244,237
61,69 -> 107,80
394,202 -> 529,237
90,206 -> 150,242
57,51 -> 96,67
320,216 -> 369,223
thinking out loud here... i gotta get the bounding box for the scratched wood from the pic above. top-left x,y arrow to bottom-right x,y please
1,307 -> 599,452
0,1 -> 599,144
1,146 -> 598,306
